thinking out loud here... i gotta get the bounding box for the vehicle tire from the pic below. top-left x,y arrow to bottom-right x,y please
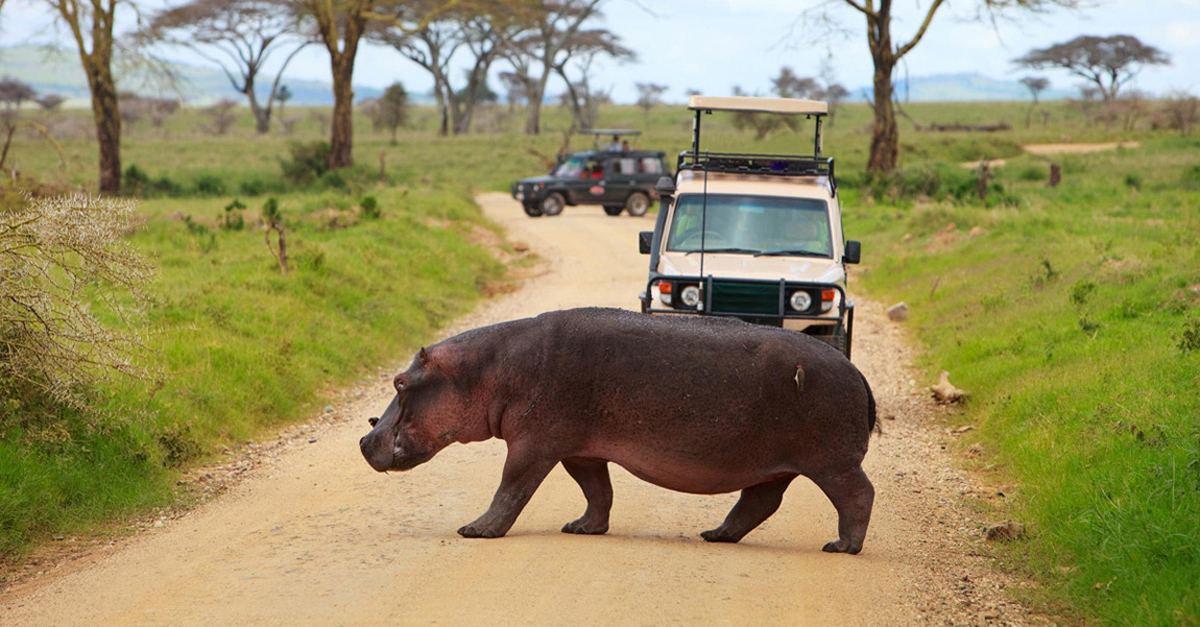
541,192 -> 565,216
602,205 -> 623,216
624,192 -> 651,217
523,202 -> 543,217
831,325 -> 848,358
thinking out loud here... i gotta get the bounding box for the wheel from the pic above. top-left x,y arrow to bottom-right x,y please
602,205 -> 623,216
676,229 -> 732,249
541,192 -> 565,216
523,201 -> 543,217
624,192 -> 651,217
831,324 -> 848,358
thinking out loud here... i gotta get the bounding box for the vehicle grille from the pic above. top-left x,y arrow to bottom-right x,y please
710,282 -> 781,316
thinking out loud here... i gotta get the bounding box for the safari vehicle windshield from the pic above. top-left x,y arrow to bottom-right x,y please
552,159 -> 585,177
665,194 -> 832,257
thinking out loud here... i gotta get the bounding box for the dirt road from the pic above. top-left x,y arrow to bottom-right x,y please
2,194 -> 1036,626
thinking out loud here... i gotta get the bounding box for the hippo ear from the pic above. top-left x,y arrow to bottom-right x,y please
418,346 -> 430,364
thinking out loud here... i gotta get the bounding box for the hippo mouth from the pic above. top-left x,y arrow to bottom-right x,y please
387,447 -> 437,471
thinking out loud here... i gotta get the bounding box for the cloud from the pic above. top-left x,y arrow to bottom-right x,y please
1167,22 -> 1200,48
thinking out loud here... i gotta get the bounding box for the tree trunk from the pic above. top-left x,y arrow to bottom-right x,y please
86,60 -> 121,194
866,15 -> 898,176
524,91 -> 543,135
525,69 -> 551,135
246,80 -> 271,134
329,46 -> 358,169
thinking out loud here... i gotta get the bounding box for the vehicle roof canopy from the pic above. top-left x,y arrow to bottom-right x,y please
580,129 -> 642,136
688,96 -> 827,116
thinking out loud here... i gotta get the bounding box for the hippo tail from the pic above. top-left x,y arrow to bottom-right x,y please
860,370 -> 879,435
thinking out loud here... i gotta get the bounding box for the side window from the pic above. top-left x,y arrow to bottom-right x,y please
640,158 -> 662,174
615,158 -> 637,175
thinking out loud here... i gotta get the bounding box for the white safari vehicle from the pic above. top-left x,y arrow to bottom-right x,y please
638,95 -> 861,357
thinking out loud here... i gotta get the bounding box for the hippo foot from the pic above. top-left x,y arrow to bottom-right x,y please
700,528 -> 742,543
457,524 -> 505,538
821,539 -> 862,555
562,518 -> 609,535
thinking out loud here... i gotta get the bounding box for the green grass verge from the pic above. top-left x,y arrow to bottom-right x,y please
1,182 -> 504,559
844,135 -> 1200,626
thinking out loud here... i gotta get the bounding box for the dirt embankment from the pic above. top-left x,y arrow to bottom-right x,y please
1,193 -> 1046,626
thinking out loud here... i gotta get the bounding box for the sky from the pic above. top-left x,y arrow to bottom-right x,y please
2,0 -> 1197,103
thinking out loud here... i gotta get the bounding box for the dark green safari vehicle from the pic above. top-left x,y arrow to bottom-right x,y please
511,130 -> 670,218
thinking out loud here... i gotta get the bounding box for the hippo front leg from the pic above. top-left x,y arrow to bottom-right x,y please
458,445 -> 558,538
560,458 -> 612,535
811,464 -> 875,555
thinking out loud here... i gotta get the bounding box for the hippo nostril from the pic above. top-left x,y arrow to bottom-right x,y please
368,417 -> 379,427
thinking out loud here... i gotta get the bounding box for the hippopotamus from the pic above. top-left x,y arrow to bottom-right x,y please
359,307 -> 877,554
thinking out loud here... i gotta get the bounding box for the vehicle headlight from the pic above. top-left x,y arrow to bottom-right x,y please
789,290 -> 813,312
679,285 -> 702,308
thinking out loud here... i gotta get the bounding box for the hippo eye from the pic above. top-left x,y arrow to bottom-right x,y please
393,375 -> 407,391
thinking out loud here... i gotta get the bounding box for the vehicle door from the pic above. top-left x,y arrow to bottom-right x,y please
567,157 -> 608,204
603,155 -> 639,205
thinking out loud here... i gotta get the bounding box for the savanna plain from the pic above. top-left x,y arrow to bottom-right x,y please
1,100 -> 1198,626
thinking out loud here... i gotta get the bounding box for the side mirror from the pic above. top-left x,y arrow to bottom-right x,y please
843,240 -> 861,265
655,176 -> 676,196
639,231 -> 654,255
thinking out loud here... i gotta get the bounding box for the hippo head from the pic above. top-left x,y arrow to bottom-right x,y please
359,345 -> 479,473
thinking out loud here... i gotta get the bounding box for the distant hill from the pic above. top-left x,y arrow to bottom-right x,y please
0,45 -> 436,106
858,72 -> 1076,102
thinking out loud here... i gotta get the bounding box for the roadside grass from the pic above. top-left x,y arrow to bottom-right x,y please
5,101 -> 1199,625
1,158 -> 505,557
843,135 -> 1200,625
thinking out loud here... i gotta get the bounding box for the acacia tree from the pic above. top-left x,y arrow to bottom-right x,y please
42,0 -> 127,193
634,81 -> 665,124
552,28 -> 632,129
1014,35 -> 1169,104
1019,76 -> 1049,128
799,0 -> 1079,175
509,0 -> 607,135
144,0 -> 311,134
294,0 -> 458,168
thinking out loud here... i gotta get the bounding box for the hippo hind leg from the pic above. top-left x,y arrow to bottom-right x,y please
560,458 -> 613,535
811,464 -> 875,555
701,475 -> 797,543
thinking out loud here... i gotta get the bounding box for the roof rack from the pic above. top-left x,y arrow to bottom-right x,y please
688,96 -> 827,116
580,129 -> 642,136
676,151 -> 837,194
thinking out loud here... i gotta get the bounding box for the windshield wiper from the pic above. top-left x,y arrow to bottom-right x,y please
754,249 -> 827,258
685,247 -> 761,256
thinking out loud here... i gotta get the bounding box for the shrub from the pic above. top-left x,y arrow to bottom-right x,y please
221,199 -> 246,231
280,141 -> 331,185
193,174 -> 227,197
0,194 -> 152,418
121,165 -> 182,198
360,196 -> 380,220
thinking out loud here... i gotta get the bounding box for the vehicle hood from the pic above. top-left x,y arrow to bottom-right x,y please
658,251 -> 844,284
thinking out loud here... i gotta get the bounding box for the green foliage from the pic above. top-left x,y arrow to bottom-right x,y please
360,195 -> 380,219
1180,318 -> 1200,352
844,134 -> 1200,626
221,199 -> 246,231
192,174 -> 226,196
280,140 -> 331,185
